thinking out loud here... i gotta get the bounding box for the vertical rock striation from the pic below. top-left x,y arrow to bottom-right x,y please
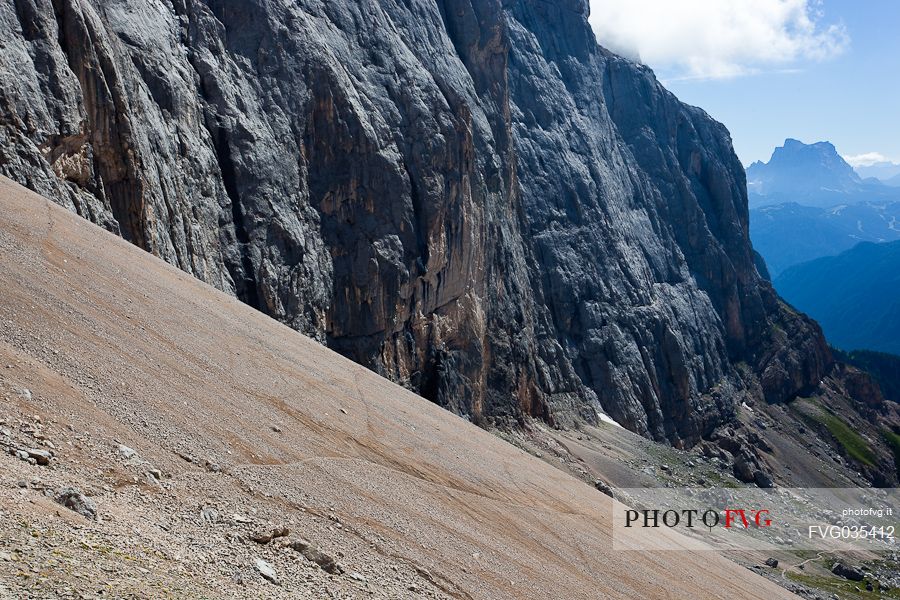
0,0 -> 831,444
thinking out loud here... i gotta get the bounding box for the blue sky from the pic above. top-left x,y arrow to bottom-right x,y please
589,1 -> 900,167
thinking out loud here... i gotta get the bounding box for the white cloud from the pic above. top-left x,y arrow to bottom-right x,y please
843,152 -> 897,167
588,0 -> 849,80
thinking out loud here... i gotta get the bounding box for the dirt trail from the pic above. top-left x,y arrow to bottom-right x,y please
0,176 -> 797,598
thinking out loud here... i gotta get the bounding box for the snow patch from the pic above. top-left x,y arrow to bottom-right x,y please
597,411 -> 623,428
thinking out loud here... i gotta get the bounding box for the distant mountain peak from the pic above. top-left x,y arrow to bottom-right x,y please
744,138 -> 900,208
766,138 -> 856,176
782,137 -> 832,150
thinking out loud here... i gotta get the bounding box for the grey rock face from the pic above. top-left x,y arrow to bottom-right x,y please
55,487 -> 97,520
831,562 -> 865,582
0,0 -> 830,444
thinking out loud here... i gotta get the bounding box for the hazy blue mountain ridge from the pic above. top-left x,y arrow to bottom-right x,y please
747,139 -> 900,209
751,200 -> 900,275
854,161 -> 900,182
775,240 -> 900,355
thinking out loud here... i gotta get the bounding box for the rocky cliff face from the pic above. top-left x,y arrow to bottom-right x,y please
0,0 -> 832,445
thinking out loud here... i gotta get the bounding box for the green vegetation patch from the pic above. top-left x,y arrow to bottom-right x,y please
786,570 -> 900,600
808,410 -> 877,467
882,428 -> 900,474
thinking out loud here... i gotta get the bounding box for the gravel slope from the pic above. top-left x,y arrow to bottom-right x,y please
0,176 -> 797,599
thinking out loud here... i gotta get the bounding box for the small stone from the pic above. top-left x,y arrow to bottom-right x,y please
593,480 -> 614,498
290,539 -> 343,574
118,445 -> 137,459
349,571 -> 367,583
250,526 -> 290,544
16,480 -> 27,488
20,389 -> 32,401
764,558 -> 778,568
254,558 -> 278,585
26,448 -> 52,465
866,582 -> 873,592
271,425 -> 282,433
200,507 -> 219,524
55,488 -> 97,520
339,408 -> 348,415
